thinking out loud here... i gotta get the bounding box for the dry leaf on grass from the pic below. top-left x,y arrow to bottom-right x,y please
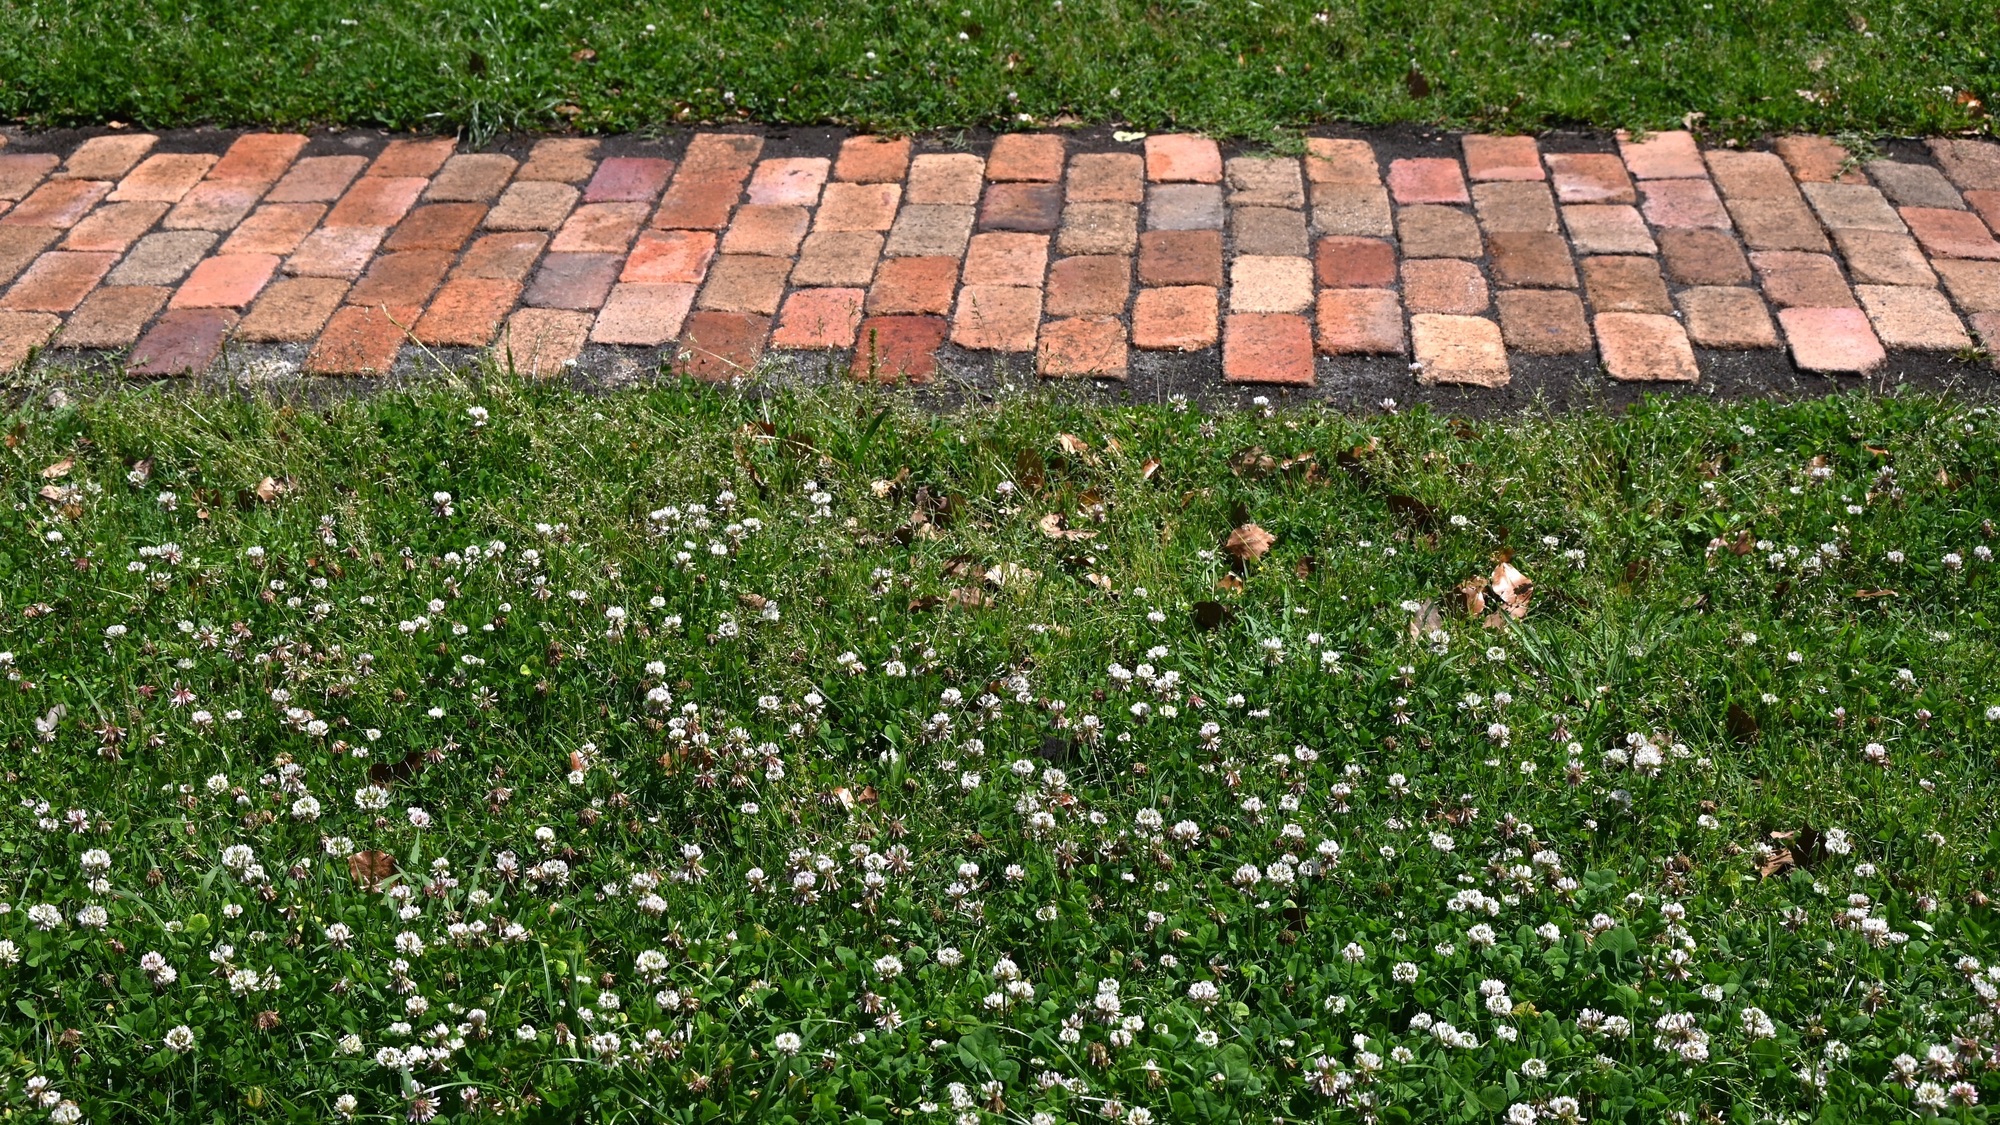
1490,560 -> 1532,619
40,458 -> 72,479
1223,523 -> 1276,563
1037,513 -> 1096,541
347,850 -> 397,890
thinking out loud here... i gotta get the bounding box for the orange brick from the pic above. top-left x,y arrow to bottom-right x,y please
327,177 -> 426,227
621,230 -> 717,284
771,287 -> 865,349
237,277 -> 348,342
209,134 -> 309,184
1,251 -> 116,311
414,278 -> 522,346
834,136 -> 912,184
1132,286 -> 1217,350
171,253 -> 279,309
369,137 -> 456,179
110,153 -> 216,203
675,310 -> 769,381
307,304 -> 415,374
266,156 -> 367,203
986,135 -> 1066,183
1036,316 -> 1126,378
60,201 -> 168,253
219,204 -> 325,255
1222,312 -> 1314,384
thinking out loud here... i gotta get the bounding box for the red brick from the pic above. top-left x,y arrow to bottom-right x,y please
1495,289 -> 1591,354
57,285 -> 169,347
1037,316 -> 1126,378
551,202 -> 649,253
1410,313 -> 1508,386
307,304 -> 415,374
171,253 -> 279,309
834,136 -> 912,184
1582,255 -> 1673,313
485,182 -> 579,231
424,153 -> 516,202
1774,135 -> 1866,185
1856,284 -> 1971,350
588,280 -> 697,345
497,308 -> 592,376
747,157 -> 830,206
61,201 -> 169,253
414,278 -> 522,346
369,138 -> 456,179
3,180 -> 110,228
1229,255 -> 1313,313
979,183 -> 1062,232
1138,229 -> 1223,287
220,203 -> 325,255
695,254 -> 790,314
1463,135 -> 1542,182
1223,312 -> 1314,384
1,251 -> 115,311
1401,258 -> 1489,314
1616,129 -> 1703,179
1902,207 -> 2000,260
1312,235 -> 1394,288
265,156 -> 367,203
525,252 -> 623,310
1659,228 -> 1751,285
963,232 -> 1049,287
1967,190 -> 2000,235
0,309 -> 58,369
867,256 -> 959,315
1387,158 -> 1469,205
652,179 -> 740,230
987,135 -> 1065,183
770,287 -> 865,349
792,231 -> 881,287
455,232 -> 547,281
679,134 -> 764,179
0,228 -> 55,286
1777,306 -> 1885,373
1640,178 -> 1731,230
237,277 -> 348,342
1677,286 -> 1778,349
1751,251 -> 1854,309
719,204 -> 809,256
676,310 -> 769,381
62,135 -> 157,180
161,182 -> 263,232
347,250 -> 453,308
1044,255 -> 1129,317
129,307 -> 235,376
1068,153 -> 1144,203
383,203 -> 485,252
1143,135 -> 1222,184
1595,312 -> 1698,382
517,139 -> 600,184
906,155 -> 986,205
209,133 -> 308,184
327,176 -> 426,228
1561,204 -> 1655,255
110,154 -> 216,203
815,182 -> 901,232
285,226 -> 386,279
0,154 -> 58,200
584,157 -> 674,203
852,315 -> 947,382
622,230 -> 716,284
1316,288 -> 1404,354
950,284 -> 1041,351
1132,286 -> 1218,350
1486,231 -> 1577,288
1546,153 -> 1635,205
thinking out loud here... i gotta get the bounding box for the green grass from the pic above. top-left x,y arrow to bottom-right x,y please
0,0 -> 1992,140
3,379 -> 2000,1124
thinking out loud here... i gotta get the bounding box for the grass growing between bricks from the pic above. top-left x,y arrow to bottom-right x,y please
4,379 -> 2000,1123
0,0 -> 1993,140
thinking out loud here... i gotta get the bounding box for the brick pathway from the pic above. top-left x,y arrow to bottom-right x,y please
0,126 -> 1997,388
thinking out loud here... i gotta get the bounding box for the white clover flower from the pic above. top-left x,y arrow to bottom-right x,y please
163,1025 -> 196,1052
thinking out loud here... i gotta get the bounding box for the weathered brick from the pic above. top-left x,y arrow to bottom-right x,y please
1972,312 -> 2000,357
1678,286 -> 1778,348
524,252 -> 624,310
1132,286 -> 1217,350
1595,312 -> 1698,381
1037,316 -> 1126,378
1313,236 -> 1395,288
985,134 -> 1067,183
1144,135 -> 1222,184
791,231 -> 882,288
1228,255 -> 1313,314
414,278 -> 524,346
1968,191 -> 2000,235
0,228 -> 56,285
266,156 -> 368,203
108,231 -> 218,286
1581,255 -> 1672,313
0,309 -> 58,369
962,232 -> 1049,288
1774,136 -> 1866,185
652,178 -> 741,231
949,284 -> 1041,351
1402,258 -> 1490,314
1056,201 -> 1139,255
1561,204 -> 1655,254
585,281 -> 697,345
369,138 -> 456,179
746,158 -> 829,207
1869,162 -> 1964,210
1388,158 -> 1469,205
867,256 -> 960,315
1472,182 -> 1558,234
383,203 -> 485,252
1929,139 -> 2000,192
57,285 -> 169,348
497,308 -> 592,377
347,250 -> 452,309
1304,138 -> 1379,185
62,201 -> 169,253
1227,157 -> 1305,208
905,155 -> 984,205
1138,229 -> 1223,287
1488,232 -> 1576,288
719,204 -> 809,256
1728,197 -> 1829,252
236,277 -> 348,342
1935,260 -> 2000,312
306,304 -> 412,375
675,310 -> 769,382
834,136 -> 911,184
1641,178 -> 1731,230
1777,306 -> 1885,373
1222,312 -> 1314,384
110,153 -> 216,203
1704,150 -> 1799,200
2,251 -> 116,311
0,154 -> 59,200
1495,289 -> 1590,354
979,183 -> 1062,232
161,182 -> 263,231
171,253 -> 279,309
130,307 -> 235,376
622,229 -> 718,285
1146,182 -> 1227,232
1315,288 -> 1404,354
424,154 -> 517,202
583,157 -> 674,204
455,232 -> 547,281
815,183 -> 900,232
551,202 -> 649,254
1659,228 -> 1751,284
62,135 -> 157,181
1751,250 -> 1855,308
1463,135 -> 1543,183
285,226 -> 387,279
1309,184 -> 1393,236
885,204 -> 974,258
679,138 -> 763,184
1546,153 -> 1635,205
3,180 -> 110,228
1902,207 -> 2000,260
327,176 -> 425,228
209,133 -> 308,184
220,203 -> 326,255
517,139 -> 600,184
769,287 -> 864,349
1856,284 -> 1971,350
1044,255 -> 1129,317
485,181 -> 579,231
1616,129 -> 1702,179
1067,153 -> 1144,203
693,254 -> 790,314
1410,313 -> 1508,386
1832,228 -> 1935,287
1396,205 -> 1481,258
852,315 -> 948,383
1230,207 -> 1308,257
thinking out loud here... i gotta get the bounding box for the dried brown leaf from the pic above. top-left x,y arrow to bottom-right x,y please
1223,523 -> 1276,563
348,850 -> 398,890
40,458 -> 72,479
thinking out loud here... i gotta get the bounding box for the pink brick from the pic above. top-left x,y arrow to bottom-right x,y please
286,226 -> 387,278
770,287 -> 864,349
2,180 -> 110,228
161,182 -> 263,231
1,251 -> 116,311
550,202 -> 649,253
61,201 -> 169,253
327,177 -> 426,227
0,154 -> 58,200
1462,136 -> 1542,182
1777,306 -> 1885,373
1617,129 -> 1704,179
1144,135 -> 1222,184
814,182 -> 901,232
719,205 -> 809,257
266,156 -> 368,203
1387,158 -> 1468,205
986,135 -> 1066,183
219,203 -> 325,255
1902,207 -> 2000,260
1641,178 -> 1732,230
171,253 -> 279,308
622,230 -> 717,284
110,153 -> 217,203
62,135 -> 156,181
1132,286 -> 1217,350
1036,316 -> 1127,378
746,158 -> 829,206
1315,288 -> 1404,354
1546,153 -> 1635,205
962,232 -> 1049,287
1594,312 -> 1699,382
584,157 -> 674,203
369,138 -> 456,179
678,133 -> 764,179
590,282 -> 697,345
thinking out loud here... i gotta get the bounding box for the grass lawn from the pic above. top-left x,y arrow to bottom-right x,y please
0,0 -> 1992,140
2,380 -> 2000,1124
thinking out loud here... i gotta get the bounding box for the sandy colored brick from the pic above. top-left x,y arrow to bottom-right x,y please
588,282 -> 697,346
791,231 -> 882,288
1775,136 -> 1867,185
1704,150 -> 1798,200
652,178 -> 741,230
57,285 -> 169,348
1037,316 -> 1127,378
0,154 -> 58,201
108,231 -> 218,286
1659,228 -> 1751,285
414,279 -> 524,346
1856,284 -> 1972,351
1546,153 -> 1634,205
1562,204 -> 1655,254
1305,138 -> 1379,185
62,201 -> 169,253
455,232 -> 547,282
1230,207 -> 1308,257
1751,250 -> 1855,309
1145,184 -> 1223,231
720,204 -> 810,256
885,204 -> 974,258
1641,178 -> 1731,230
1929,139 -> 2000,192
285,225 -> 387,279
327,176 -> 425,228
950,284 -> 1041,351
695,254 -> 790,314
517,139 -> 600,184
1472,181 -> 1558,234
220,203 -> 326,255
425,154 -> 517,202
1132,285 -> 1217,350
0,309 -> 58,369
62,135 -> 157,181
1227,157 -> 1304,207
1832,228 -> 1936,287
161,182 -> 263,231
1057,201 -> 1138,255
369,138 -> 456,179
1228,255 -> 1312,313
1677,286 -> 1778,349
1402,258 -> 1489,314
1869,162 -> 1964,210
1309,184 -> 1393,236
962,232 -> 1049,288
486,181 -> 579,231
1595,312 -> 1698,382
1487,232 -> 1576,289
1315,288 -> 1404,354
1410,313 -> 1508,386
550,202 -> 648,254
1044,255 -> 1130,317
1582,255 -> 1672,314
0,228 -> 56,286
1067,153 -> 1144,203
266,156 -> 367,203
1935,260 -> 2000,312
1727,197 -> 1829,252
1397,205 -> 1481,258
523,252 -> 622,311
236,277 -> 348,341
497,307 -> 592,377
109,153 -> 216,203
1616,129 -> 1702,179
905,154 -> 984,205
815,182 -> 901,232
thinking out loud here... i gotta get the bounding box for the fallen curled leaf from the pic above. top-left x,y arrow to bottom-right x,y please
1140,457 -> 1162,482
348,850 -> 398,890
1223,522 -> 1276,563
1758,848 -> 1796,879
40,458 -> 72,479
1056,433 -> 1089,456
1490,560 -> 1532,619
1854,588 -> 1898,599
1084,572 -> 1115,592
949,587 -> 988,608
129,458 -> 152,484
1215,573 -> 1245,593
568,750 -> 588,774
1458,577 -> 1487,616
36,485 -> 66,504
254,476 -> 285,502
983,562 -> 1037,588
1037,513 -> 1096,541
1729,530 -> 1754,555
